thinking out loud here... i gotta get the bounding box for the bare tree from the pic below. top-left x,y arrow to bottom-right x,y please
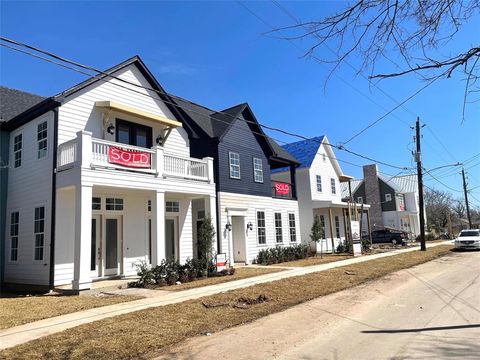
451,199 -> 466,221
272,0 -> 480,121
425,187 -> 453,232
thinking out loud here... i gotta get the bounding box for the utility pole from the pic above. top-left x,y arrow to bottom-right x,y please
461,168 -> 472,228
415,117 -> 426,251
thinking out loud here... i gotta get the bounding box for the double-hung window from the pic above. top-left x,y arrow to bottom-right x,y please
34,207 -> 45,261
316,175 -> 322,192
289,213 -> 297,242
330,178 -> 336,194
229,152 -> 240,179
253,157 -> 263,183
10,212 -> 19,261
274,213 -> 282,243
37,121 -> 48,159
13,134 -> 22,168
257,211 -> 266,244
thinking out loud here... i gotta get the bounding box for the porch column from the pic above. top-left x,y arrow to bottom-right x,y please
204,157 -> 215,184
152,190 -> 165,266
154,145 -> 164,177
204,195 -> 218,253
328,208 -> 335,253
72,184 -> 92,290
367,209 -> 373,246
77,130 -> 92,168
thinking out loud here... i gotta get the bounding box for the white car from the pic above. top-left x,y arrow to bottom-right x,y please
455,229 -> 480,250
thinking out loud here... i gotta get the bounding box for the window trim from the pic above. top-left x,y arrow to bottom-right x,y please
229,151 -> 241,179
330,178 -> 336,194
253,157 -> 264,183
316,175 -> 322,193
256,210 -> 266,245
166,200 -> 180,213
288,213 -> 297,242
37,120 -> 48,160
9,211 -> 20,262
33,206 -> 46,262
115,118 -> 153,148
385,193 -> 392,202
274,212 -> 283,243
13,132 -> 23,169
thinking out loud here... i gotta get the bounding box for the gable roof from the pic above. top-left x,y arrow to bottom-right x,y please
340,173 -> 418,198
279,136 -> 325,170
0,87 -> 46,123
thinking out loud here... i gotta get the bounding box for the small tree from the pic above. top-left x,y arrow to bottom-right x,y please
197,215 -> 216,278
310,215 -> 323,258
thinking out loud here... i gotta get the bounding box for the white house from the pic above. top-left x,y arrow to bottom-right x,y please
344,164 -> 422,238
272,136 -> 370,252
1,57 -> 217,291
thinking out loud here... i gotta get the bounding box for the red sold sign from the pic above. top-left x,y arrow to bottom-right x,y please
108,146 -> 151,168
275,182 -> 290,195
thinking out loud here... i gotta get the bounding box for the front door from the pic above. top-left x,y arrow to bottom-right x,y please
91,215 -> 101,277
232,216 -> 246,262
104,216 -> 122,276
165,217 -> 178,260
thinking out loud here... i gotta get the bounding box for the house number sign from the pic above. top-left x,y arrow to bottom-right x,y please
108,146 -> 151,168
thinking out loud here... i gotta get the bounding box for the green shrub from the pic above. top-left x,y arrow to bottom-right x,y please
254,244 -> 310,265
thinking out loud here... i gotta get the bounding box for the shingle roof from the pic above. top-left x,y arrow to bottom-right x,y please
279,136 -> 325,170
0,86 -> 45,122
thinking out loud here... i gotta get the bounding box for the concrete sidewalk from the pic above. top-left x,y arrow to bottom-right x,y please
0,241 -> 451,350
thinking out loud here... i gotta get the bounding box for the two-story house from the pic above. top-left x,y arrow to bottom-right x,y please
272,136 -> 370,252
1,57 -> 217,291
174,99 -> 302,265
345,164 -> 421,237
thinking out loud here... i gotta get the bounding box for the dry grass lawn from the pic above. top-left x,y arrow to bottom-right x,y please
274,253 -> 353,267
1,245 -> 453,360
0,294 -> 142,330
169,267 -> 284,291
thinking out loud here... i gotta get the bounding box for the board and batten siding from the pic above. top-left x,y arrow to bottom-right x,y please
57,64 -> 190,158
217,117 -> 271,197
4,112 -> 54,286
218,192 -> 301,264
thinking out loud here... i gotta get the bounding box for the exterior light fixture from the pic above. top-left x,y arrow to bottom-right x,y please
107,124 -> 115,135
246,222 -> 253,231
156,134 -> 164,145
225,221 -> 232,231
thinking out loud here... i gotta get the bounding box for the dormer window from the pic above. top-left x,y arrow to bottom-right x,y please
116,119 -> 152,148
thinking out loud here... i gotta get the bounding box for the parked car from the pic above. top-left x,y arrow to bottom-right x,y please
364,229 -> 408,245
454,229 -> 480,250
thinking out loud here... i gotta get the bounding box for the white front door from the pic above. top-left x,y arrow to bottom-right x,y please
103,216 -> 122,276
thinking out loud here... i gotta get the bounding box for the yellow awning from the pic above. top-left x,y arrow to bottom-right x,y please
95,101 -> 182,128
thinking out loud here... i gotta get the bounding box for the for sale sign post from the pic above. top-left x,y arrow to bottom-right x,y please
351,220 -> 362,257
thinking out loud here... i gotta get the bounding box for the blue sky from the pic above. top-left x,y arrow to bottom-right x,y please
1,1 -> 479,205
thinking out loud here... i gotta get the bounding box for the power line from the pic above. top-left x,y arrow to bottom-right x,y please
0,37 -> 413,171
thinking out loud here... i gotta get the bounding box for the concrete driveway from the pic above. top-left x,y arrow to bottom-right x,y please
159,250 -> 480,360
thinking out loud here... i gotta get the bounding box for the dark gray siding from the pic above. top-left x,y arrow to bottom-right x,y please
218,118 -> 271,197
379,179 -> 396,211
353,182 -> 366,202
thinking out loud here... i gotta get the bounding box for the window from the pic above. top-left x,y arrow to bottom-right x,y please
92,197 -> 101,210
316,175 -> 322,192
274,213 -> 283,243
320,215 -> 326,239
335,216 -> 341,238
116,119 -> 152,148
385,193 -> 392,202
13,134 -> 22,168
357,196 -> 363,204
166,201 -> 180,212
322,153 -> 327,162
147,200 -> 152,212
34,207 -> 45,261
229,152 -> 240,179
330,178 -> 336,194
253,157 -> 263,183
289,213 -> 297,242
106,198 -> 123,211
257,211 -> 266,244
10,212 -> 19,261
37,121 -> 48,159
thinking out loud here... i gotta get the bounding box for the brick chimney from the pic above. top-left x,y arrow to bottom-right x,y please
363,164 -> 384,229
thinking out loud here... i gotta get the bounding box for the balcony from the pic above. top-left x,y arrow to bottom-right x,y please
57,130 -> 213,182
271,180 -> 296,200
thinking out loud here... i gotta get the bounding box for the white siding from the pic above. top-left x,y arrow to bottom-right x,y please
309,143 -> 343,203
4,112 -> 54,286
218,192 -> 301,264
57,64 -> 190,157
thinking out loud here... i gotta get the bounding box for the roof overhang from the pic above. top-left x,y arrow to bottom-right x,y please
339,175 -> 354,183
95,101 -> 182,128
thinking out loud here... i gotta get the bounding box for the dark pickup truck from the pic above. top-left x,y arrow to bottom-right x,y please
363,229 -> 408,245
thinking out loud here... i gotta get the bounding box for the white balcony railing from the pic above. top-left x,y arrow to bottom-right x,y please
56,131 -> 212,182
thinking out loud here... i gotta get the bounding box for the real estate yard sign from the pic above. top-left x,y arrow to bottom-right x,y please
351,220 -> 362,257
216,253 -> 227,272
